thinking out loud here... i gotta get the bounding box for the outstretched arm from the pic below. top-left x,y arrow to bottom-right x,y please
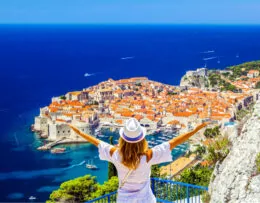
168,122 -> 208,150
68,124 -> 101,147
68,124 -> 117,156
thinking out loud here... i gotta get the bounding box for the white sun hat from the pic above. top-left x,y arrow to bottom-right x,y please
119,118 -> 147,143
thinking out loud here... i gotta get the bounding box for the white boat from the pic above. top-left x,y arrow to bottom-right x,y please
86,159 -> 98,170
161,137 -> 168,141
121,56 -> 135,60
29,196 -> 36,200
51,147 -> 66,154
95,128 -> 101,133
94,128 -> 101,136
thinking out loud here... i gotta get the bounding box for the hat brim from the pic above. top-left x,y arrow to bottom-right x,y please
119,127 -> 146,143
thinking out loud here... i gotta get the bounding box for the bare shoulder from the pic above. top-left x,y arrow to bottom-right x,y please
109,147 -> 118,157
145,149 -> 153,163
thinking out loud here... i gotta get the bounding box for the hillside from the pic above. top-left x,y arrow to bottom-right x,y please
180,61 -> 260,92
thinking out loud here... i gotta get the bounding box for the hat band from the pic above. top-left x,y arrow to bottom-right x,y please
123,132 -> 143,142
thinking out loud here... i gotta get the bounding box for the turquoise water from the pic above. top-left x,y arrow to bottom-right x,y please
1,108 -> 188,202
224,122 -> 236,126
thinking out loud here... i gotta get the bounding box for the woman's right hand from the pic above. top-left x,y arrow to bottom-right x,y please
68,124 -> 81,134
196,122 -> 210,130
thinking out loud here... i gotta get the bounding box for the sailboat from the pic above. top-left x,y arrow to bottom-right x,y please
86,159 -> 98,170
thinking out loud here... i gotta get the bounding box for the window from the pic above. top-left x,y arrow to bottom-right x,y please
58,131 -> 60,133
63,131 -> 65,133
68,130 -> 70,133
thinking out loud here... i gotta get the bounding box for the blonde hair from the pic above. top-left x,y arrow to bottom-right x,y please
118,137 -> 148,170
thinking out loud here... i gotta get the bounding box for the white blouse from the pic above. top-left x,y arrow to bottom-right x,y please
98,141 -> 173,203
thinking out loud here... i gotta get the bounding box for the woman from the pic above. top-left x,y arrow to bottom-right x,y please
69,118 -> 208,203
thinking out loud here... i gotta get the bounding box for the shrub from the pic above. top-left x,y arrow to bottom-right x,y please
202,191 -> 211,203
255,81 -> 260,89
256,153 -> 260,174
176,165 -> 213,187
60,95 -> 66,100
204,127 -> 220,138
205,136 -> 230,165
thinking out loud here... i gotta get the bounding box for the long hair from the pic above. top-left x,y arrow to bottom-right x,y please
118,137 -> 148,170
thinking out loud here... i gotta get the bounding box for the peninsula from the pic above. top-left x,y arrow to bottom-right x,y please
32,61 -> 260,152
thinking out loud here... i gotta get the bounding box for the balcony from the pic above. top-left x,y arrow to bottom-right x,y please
86,178 -> 208,203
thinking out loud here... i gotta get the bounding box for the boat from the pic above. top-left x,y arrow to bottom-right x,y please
29,196 -> 36,200
86,159 -> 98,170
97,134 -> 105,138
94,128 -> 101,136
121,56 -> 135,60
161,137 -> 168,141
51,148 -> 66,154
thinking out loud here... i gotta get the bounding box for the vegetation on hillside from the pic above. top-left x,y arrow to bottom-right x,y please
193,145 -> 207,158
208,73 -> 238,92
176,165 -> 213,187
167,91 -> 178,95
236,102 -> 255,121
227,61 -> 260,80
60,95 -> 66,100
256,153 -> 260,175
205,136 -> 230,165
255,81 -> 260,89
204,126 -> 220,138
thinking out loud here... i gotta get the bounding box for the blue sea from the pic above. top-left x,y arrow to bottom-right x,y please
0,24 -> 260,202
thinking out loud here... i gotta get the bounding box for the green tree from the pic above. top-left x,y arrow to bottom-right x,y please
60,95 -> 66,100
176,165 -> 213,187
204,127 -> 220,138
194,145 -> 206,157
212,126 -> 220,136
204,128 -> 212,138
108,136 -> 118,179
47,175 -> 119,203
151,165 -> 161,178
48,175 -> 99,202
92,176 -> 119,199
255,81 -> 260,89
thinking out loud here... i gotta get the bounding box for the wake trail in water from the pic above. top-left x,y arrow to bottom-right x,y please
0,160 -> 86,180
64,161 -> 86,170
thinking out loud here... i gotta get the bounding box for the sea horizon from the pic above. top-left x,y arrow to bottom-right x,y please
1,24 -> 260,202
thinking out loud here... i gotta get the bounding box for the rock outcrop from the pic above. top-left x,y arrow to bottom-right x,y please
209,101 -> 260,203
180,68 -> 209,88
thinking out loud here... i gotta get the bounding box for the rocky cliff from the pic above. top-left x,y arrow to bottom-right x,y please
179,68 -> 209,88
209,101 -> 260,203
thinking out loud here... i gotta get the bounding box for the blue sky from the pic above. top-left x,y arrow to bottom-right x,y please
0,0 -> 260,24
